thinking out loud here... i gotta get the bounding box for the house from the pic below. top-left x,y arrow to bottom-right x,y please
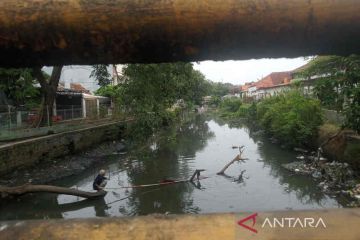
70,83 -> 90,94
290,63 -> 322,95
202,96 -> 212,105
255,72 -> 292,99
239,72 -> 293,100
239,82 -> 255,99
55,83 -> 110,121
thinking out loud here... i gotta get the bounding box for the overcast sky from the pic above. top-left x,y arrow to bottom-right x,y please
193,57 -> 309,85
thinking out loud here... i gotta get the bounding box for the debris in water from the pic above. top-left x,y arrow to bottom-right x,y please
282,151 -> 359,205
294,147 -> 308,153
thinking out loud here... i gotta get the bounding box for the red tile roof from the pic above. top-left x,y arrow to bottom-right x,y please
256,72 -> 292,89
240,82 -> 256,92
70,83 -> 90,93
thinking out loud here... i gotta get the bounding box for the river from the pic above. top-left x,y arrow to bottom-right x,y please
0,114 -> 347,220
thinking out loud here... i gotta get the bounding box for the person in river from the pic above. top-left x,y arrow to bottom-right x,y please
93,169 -> 108,191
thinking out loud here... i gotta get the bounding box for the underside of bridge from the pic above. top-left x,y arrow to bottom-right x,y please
0,0 -> 359,67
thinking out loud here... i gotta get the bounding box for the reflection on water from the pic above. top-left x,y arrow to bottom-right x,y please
0,115 -> 345,220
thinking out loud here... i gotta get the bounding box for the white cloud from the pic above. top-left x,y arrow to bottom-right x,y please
193,58 -> 309,85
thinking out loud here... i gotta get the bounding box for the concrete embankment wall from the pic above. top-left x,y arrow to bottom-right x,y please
0,121 -> 126,175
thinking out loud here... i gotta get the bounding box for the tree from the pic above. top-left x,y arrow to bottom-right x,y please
33,66 -> 63,126
208,81 -> 231,97
0,67 -> 63,126
256,91 -> 323,147
298,55 -> 360,133
0,68 -> 39,108
90,65 -> 111,87
121,63 -> 211,111
96,62 -> 211,138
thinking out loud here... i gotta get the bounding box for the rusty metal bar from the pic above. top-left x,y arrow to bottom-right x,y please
0,0 -> 359,66
0,209 -> 359,239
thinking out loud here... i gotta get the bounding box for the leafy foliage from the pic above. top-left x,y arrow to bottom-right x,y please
96,62 -> 211,139
95,85 -> 121,98
297,55 -> 360,132
256,91 -> 323,147
217,98 -> 252,119
208,96 -> 221,106
220,98 -> 242,112
0,68 -> 40,108
208,82 -> 231,97
90,65 -> 111,87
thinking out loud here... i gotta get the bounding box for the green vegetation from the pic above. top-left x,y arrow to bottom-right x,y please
0,67 -> 63,126
256,91 -> 323,147
0,68 -> 40,108
90,65 -> 112,87
96,62 -> 211,139
208,82 -> 231,97
215,90 -> 323,147
297,55 -> 360,133
218,97 -> 250,119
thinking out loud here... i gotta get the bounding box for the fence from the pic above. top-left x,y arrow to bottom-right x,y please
0,108 -> 38,130
0,103 -> 112,130
56,105 -> 83,121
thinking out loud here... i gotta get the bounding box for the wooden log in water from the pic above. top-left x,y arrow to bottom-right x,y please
0,0 -> 359,66
0,184 -> 107,199
217,147 -> 248,175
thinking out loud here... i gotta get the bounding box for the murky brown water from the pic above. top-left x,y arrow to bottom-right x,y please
0,115 -> 346,220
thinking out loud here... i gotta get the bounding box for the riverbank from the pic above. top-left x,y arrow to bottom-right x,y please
0,113 -> 192,187
1,115 -> 351,220
209,111 -> 360,207
282,151 -> 360,207
0,120 -> 129,175
0,140 -> 127,186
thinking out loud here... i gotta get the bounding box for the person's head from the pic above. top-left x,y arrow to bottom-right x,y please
99,169 -> 106,176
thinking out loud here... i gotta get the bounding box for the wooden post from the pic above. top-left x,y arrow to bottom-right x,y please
16,110 -> 21,127
82,95 -> 87,118
0,0 -> 359,66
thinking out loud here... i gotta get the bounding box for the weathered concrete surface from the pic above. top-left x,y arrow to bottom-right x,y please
318,124 -> 360,171
0,0 -> 359,66
0,209 -> 359,240
0,121 -> 125,175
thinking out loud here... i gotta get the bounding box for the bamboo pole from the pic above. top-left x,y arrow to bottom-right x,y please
0,0 -> 359,66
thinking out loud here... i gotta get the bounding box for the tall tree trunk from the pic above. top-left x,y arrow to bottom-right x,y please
33,66 -> 63,126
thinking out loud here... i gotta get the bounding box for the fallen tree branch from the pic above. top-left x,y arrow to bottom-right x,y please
217,146 -> 248,175
0,184 -> 107,199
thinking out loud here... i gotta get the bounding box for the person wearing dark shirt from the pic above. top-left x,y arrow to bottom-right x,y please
93,169 -> 107,191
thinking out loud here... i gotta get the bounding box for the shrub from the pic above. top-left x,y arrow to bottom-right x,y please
256,91 -> 323,147
209,96 -> 221,106
220,98 -> 242,112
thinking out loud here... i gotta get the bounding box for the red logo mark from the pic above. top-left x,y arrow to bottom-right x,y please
237,213 -> 258,233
